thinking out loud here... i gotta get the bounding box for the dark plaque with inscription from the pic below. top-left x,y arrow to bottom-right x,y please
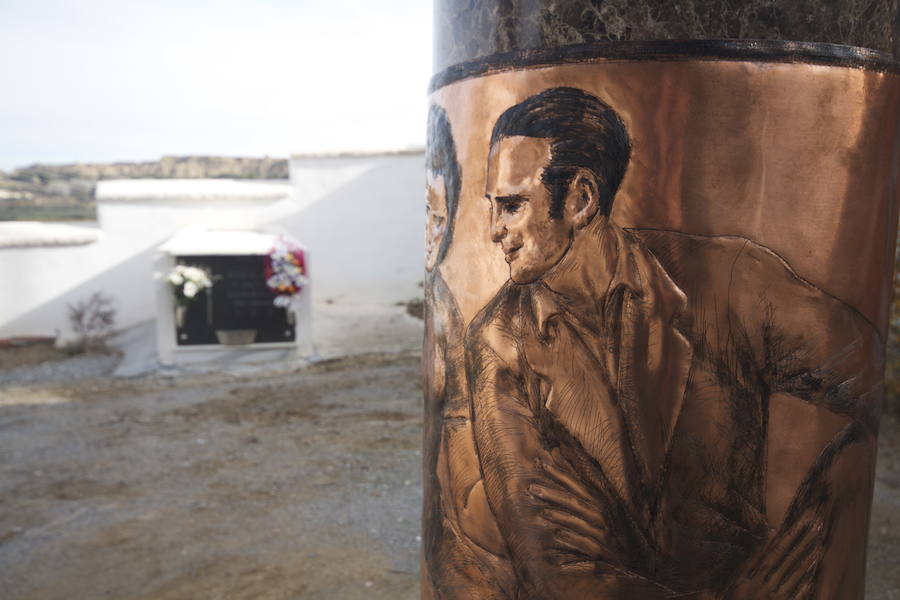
175,254 -> 296,346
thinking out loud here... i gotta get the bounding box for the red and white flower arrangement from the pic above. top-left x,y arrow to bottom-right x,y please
264,238 -> 308,308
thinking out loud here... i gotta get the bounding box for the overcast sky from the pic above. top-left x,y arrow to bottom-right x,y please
0,0 -> 432,171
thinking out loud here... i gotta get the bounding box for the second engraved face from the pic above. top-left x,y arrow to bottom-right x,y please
425,170 -> 448,272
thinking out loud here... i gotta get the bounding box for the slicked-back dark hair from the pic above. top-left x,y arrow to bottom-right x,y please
490,87 -> 631,219
426,104 -> 461,266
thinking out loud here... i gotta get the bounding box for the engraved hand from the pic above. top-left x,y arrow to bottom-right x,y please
726,513 -> 825,600
530,481 -> 610,567
529,455 -> 652,573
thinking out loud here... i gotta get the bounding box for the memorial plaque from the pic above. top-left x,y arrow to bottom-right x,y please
174,254 -> 296,346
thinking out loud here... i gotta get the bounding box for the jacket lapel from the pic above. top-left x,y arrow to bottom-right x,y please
610,235 -> 693,498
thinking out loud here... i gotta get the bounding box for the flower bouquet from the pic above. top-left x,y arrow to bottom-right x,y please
168,264 -> 214,328
264,238 -> 308,316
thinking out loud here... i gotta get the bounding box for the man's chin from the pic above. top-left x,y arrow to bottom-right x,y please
509,269 -> 540,285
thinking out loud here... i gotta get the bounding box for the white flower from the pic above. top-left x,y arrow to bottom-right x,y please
274,295 -> 291,307
183,281 -> 199,298
168,272 -> 184,286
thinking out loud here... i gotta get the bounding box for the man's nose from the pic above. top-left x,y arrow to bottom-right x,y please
490,208 -> 505,243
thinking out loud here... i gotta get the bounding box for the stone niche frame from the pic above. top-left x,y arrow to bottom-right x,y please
154,227 -> 312,368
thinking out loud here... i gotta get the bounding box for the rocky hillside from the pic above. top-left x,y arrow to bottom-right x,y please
0,172 -> 96,221
0,156 -> 289,221
9,155 -> 288,183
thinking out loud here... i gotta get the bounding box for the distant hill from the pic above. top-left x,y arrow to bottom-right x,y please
0,156 -> 289,221
8,155 -> 289,183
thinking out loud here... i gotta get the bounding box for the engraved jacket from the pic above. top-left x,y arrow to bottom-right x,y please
464,221 -> 881,598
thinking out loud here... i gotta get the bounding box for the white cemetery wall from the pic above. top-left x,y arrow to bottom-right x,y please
0,183 -> 292,341
286,151 -> 425,305
1,153 -> 425,342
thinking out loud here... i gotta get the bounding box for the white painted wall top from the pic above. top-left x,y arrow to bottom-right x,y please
0,221 -> 102,249
160,228 -> 282,256
96,179 -> 292,203
289,148 -> 424,159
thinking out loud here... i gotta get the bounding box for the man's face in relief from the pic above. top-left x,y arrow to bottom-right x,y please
485,136 -> 573,284
425,170 -> 448,272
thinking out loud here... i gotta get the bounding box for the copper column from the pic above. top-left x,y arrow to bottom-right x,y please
424,3 -> 900,598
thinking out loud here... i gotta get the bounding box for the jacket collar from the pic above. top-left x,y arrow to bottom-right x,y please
530,219 -> 685,336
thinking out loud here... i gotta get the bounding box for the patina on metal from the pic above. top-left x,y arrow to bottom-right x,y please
423,42 -> 900,599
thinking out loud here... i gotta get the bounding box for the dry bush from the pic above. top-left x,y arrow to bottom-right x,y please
67,292 -> 116,353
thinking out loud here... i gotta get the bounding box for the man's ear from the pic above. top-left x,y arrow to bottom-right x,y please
565,170 -> 600,229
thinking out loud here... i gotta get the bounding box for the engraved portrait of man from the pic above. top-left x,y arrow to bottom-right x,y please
422,104 -> 514,600
463,87 -> 883,599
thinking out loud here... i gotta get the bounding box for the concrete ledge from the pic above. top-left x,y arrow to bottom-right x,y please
0,221 -> 102,249
95,179 -> 292,203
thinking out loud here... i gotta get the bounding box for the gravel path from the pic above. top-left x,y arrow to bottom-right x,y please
0,353 -> 422,600
0,351 -> 120,387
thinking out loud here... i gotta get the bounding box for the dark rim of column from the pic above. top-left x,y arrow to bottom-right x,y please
430,39 -> 900,92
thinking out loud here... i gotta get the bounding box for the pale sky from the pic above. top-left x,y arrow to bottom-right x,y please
0,0 -> 433,171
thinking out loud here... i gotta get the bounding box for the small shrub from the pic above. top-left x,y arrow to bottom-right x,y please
67,292 -> 116,352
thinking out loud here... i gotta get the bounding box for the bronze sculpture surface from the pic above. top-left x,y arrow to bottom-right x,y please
423,43 -> 899,599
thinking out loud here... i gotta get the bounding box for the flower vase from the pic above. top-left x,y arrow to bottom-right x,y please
286,304 -> 296,325
175,305 -> 187,329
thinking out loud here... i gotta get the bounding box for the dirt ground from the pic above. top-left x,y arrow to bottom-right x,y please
1,349 -> 898,599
